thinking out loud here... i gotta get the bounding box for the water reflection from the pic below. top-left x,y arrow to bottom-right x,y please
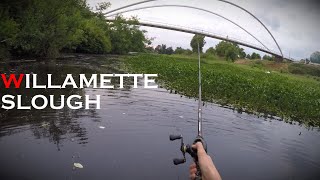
0,56 -> 128,147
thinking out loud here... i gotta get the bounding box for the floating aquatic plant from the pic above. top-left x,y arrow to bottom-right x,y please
125,54 -> 320,127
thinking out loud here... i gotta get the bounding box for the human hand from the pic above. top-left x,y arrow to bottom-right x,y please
189,142 -> 222,180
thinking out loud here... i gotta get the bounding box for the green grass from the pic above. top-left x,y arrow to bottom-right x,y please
124,54 -> 320,127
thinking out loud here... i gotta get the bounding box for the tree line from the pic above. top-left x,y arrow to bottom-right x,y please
150,34 -> 273,62
0,0 -> 150,59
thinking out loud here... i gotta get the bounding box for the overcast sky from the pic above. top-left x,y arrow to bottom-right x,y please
88,0 -> 320,60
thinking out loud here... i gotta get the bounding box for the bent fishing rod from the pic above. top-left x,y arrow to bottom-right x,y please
169,41 -> 207,180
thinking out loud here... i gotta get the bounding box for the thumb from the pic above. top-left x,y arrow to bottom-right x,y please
192,142 -> 206,155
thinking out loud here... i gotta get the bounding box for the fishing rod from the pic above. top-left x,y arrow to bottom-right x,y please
169,40 -> 207,180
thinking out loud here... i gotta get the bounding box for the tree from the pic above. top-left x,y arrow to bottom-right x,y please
155,44 -> 173,55
166,47 -> 174,55
263,55 -> 273,61
239,48 -> 246,58
145,46 -> 154,53
159,44 -> 166,54
185,49 -> 193,55
8,0 -> 86,57
246,54 -> 251,59
108,16 -> 150,54
215,41 -> 229,57
155,45 -> 161,53
251,52 -> 261,59
215,41 -> 243,61
0,0 -> 151,58
190,34 -> 206,53
310,51 -> 320,64
225,45 -> 238,61
75,17 -> 111,54
205,47 -> 216,55
174,47 -> 185,54
174,47 -> 193,55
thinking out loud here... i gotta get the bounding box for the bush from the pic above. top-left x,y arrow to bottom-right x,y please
310,51 -> 320,64
288,63 -> 320,77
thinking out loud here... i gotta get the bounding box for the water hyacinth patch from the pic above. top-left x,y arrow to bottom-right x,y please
124,54 -> 320,127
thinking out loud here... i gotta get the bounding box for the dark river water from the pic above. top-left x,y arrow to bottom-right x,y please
0,55 -> 319,180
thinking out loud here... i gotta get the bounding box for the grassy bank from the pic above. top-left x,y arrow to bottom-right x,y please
234,59 -> 320,81
124,54 -> 320,127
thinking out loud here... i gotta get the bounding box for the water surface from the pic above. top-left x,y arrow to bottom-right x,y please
0,56 -> 319,180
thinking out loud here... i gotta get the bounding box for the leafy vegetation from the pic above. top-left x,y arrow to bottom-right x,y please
190,35 -> 206,53
174,47 -> 193,55
125,54 -> 320,127
288,63 -> 320,77
0,0 -> 149,59
205,47 -> 216,55
310,51 -> 320,64
263,54 -> 274,61
213,41 -> 246,61
250,52 -> 261,59
155,44 -> 174,55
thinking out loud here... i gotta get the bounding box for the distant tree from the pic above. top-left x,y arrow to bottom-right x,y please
239,48 -> 246,58
185,49 -> 193,55
166,47 -> 174,55
160,44 -> 166,54
145,46 -> 154,53
205,47 -> 216,55
215,41 -> 229,57
257,53 -> 261,59
190,34 -> 206,53
251,52 -> 261,59
174,47 -> 193,55
310,51 -> 320,64
225,45 -> 239,61
246,54 -> 251,59
174,47 -> 185,54
263,55 -> 273,61
155,45 -> 161,53
155,44 -> 173,55
306,58 -> 311,64
215,41 -> 243,61
109,16 -> 150,54
263,55 -> 268,60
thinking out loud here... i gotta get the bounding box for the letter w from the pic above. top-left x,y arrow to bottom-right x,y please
1,74 -> 24,88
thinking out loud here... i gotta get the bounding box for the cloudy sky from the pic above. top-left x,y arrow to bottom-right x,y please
88,0 -> 320,60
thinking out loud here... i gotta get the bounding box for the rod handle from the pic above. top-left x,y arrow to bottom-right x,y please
190,136 -> 207,180
195,162 -> 202,180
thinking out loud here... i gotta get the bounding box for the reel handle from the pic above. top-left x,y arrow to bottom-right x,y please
173,158 -> 186,165
169,134 -> 182,141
